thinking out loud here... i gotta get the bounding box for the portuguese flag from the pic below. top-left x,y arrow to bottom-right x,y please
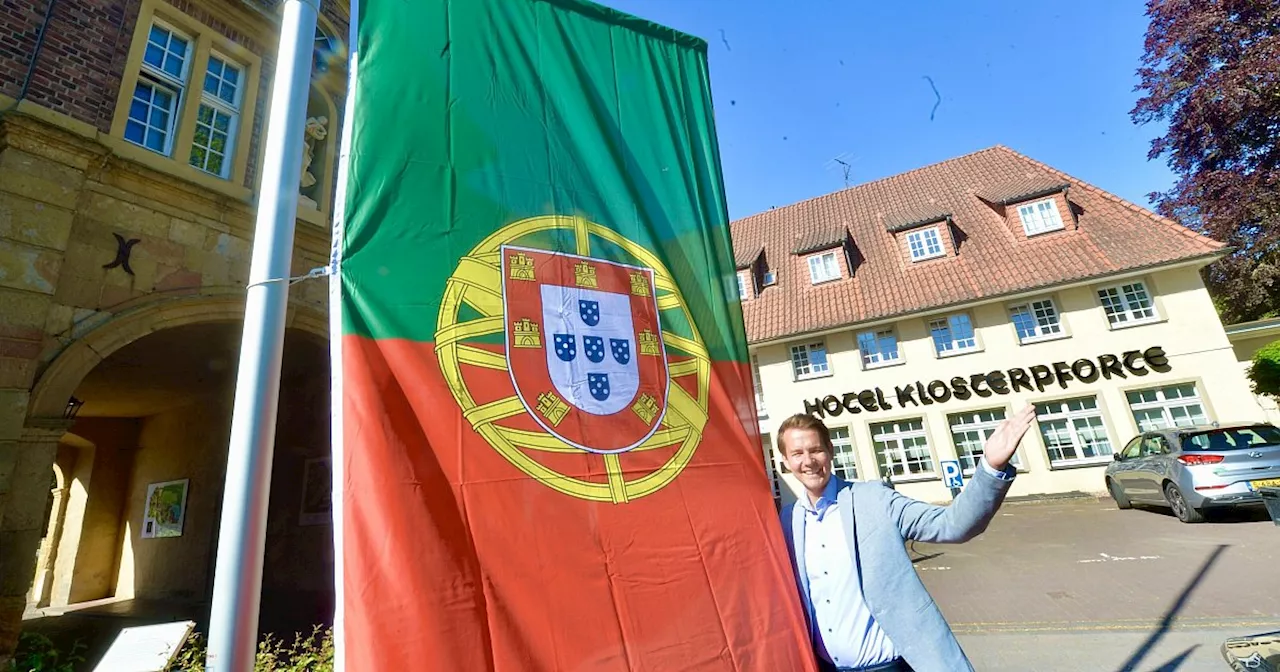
332,0 -> 815,669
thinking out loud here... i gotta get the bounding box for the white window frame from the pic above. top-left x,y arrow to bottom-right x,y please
948,409 -> 1022,475
736,272 -> 748,300
807,251 -> 841,284
1017,198 -> 1065,236
751,354 -> 766,417
829,426 -> 858,481
856,328 -> 901,369
126,20 -> 192,156
188,51 -> 244,178
1127,383 -> 1209,432
905,227 -> 945,261
1008,298 -> 1064,343
1097,280 -> 1158,328
929,313 -> 979,356
871,418 -> 935,481
789,341 -> 831,380
1034,396 -> 1114,467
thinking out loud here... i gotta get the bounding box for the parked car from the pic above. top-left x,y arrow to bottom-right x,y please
1104,422 -> 1280,523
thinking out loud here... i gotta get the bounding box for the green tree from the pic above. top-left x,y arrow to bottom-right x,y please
1249,339 -> 1280,396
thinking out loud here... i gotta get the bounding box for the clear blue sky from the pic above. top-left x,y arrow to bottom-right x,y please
601,0 -> 1174,221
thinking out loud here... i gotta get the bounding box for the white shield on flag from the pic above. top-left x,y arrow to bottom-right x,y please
542,284 -> 638,416
502,245 -> 670,454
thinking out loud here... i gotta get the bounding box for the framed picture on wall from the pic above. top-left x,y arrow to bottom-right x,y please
142,479 -> 189,539
300,456 -> 333,526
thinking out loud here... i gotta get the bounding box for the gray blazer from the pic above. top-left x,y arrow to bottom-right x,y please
781,466 -> 1014,672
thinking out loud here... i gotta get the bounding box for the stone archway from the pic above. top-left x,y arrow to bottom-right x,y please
2,292 -> 328,658
27,291 -> 326,421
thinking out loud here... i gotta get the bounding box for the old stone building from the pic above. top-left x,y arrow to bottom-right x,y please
0,0 -> 348,662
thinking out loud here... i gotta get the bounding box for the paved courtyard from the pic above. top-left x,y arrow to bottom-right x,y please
912,496 -> 1280,671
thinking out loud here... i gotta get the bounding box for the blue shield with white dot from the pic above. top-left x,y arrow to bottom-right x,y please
610,338 -> 630,365
553,334 -> 576,362
579,300 -> 600,326
583,336 -> 605,363
588,373 -> 611,401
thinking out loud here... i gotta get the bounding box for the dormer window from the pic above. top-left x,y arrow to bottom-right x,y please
808,251 -> 841,284
906,227 -> 945,262
733,246 -> 764,299
1017,198 -> 1065,236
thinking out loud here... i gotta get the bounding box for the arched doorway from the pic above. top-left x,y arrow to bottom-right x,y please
22,296 -> 333,637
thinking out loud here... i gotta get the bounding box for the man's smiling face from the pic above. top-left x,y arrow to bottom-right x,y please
782,427 -> 832,500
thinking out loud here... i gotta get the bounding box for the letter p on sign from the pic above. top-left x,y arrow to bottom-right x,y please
942,460 -> 964,489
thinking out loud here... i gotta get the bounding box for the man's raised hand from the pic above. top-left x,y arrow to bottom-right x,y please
983,404 -> 1037,471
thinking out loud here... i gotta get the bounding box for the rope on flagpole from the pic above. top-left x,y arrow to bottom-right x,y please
244,264 -> 333,288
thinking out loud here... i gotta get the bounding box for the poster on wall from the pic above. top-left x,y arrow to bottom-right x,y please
299,457 -> 332,526
142,479 -> 189,539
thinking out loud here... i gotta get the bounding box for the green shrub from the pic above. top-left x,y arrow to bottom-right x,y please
7,632 -> 85,672
1249,339 -> 1280,396
167,626 -> 333,672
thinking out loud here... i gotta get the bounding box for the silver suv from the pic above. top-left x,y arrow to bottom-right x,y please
1104,422 -> 1280,523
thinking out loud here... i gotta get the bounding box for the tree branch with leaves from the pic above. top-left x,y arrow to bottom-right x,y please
1132,0 -> 1280,323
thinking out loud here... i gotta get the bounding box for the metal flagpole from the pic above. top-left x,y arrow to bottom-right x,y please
327,0 -> 359,668
205,0 -> 318,668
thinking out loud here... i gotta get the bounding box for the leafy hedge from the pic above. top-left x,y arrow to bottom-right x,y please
168,627 -> 333,672
7,633 -> 85,672
1249,339 -> 1280,397
4,627 -> 332,672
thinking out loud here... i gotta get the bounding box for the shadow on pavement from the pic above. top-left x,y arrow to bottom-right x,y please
1130,504 -> 1272,524
1115,543 -> 1228,672
1147,644 -> 1199,671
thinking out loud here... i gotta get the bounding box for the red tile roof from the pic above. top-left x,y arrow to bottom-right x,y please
730,145 -> 1225,345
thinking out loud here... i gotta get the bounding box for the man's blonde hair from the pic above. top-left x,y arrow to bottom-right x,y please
776,413 -> 833,456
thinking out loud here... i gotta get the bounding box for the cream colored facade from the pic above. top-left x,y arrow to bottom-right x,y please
1226,317 -> 1280,426
752,261 -> 1270,507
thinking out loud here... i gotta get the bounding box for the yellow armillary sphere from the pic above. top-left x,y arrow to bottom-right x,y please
436,215 -> 711,503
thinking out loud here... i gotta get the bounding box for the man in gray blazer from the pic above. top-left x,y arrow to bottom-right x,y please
778,406 -> 1036,672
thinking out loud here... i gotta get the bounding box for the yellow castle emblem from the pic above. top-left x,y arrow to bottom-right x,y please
536,391 -> 570,426
512,318 -> 541,348
638,330 -> 660,356
574,261 -> 598,288
509,252 -> 535,281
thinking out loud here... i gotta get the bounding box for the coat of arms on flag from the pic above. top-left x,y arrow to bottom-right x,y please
502,245 -> 669,453
436,215 -> 710,503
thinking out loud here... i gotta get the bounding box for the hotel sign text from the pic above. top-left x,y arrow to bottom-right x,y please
803,346 -> 1170,418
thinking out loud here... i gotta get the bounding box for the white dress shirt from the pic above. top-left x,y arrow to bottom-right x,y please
801,477 -> 898,669
801,459 -> 1014,669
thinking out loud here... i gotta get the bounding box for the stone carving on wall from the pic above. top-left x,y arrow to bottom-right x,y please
299,115 -> 329,209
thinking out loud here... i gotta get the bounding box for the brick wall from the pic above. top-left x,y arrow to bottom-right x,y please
32,0 -> 128,130
0,0 -> 132,132
0,0 -> 44,100
1,0 -> 352,193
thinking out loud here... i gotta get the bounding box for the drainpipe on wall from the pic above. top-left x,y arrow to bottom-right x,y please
0,0 -> 60,118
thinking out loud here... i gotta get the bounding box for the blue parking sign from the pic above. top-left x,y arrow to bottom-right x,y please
942,460 -> 964,489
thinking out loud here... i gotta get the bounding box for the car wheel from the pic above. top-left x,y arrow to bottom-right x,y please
1107,478 -> 1132,509
1164,482 -> 1204,523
